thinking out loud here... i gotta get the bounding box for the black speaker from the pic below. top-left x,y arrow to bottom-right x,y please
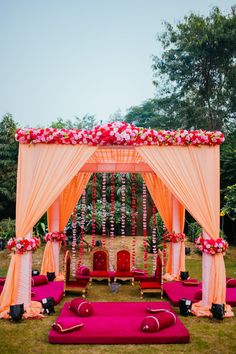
0,238 -> 5,251
32,269 -> 40,276
180,271 -> 189,281
185,247 -> 191,255
47,272 -> 56,281
211,303 -> 225,320
179,298 -> 192,316
41,297 -> 55,315
8,304 -> 24,322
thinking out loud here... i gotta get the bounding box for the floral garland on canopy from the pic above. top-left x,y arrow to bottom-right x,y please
15,122 -> 224,146
45,231 -> 66,242
7,237 -> 40,254
195,235 -> 228,255
163,232 -> 186,243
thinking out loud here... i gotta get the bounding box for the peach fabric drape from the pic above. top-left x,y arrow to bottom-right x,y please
142,172 -> 172,232
136,145 -> 220,238
41,172 -> 91,275
0,144 -> 97,316
16,144 -> 97,237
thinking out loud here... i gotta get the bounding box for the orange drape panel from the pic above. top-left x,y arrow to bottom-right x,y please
16,144 -> 97,237
137,145 -> 220,239
47,172 -> 92,232
41,241 -> 56,275
142,172 -> 172,232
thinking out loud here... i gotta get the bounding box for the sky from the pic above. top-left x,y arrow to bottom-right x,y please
0,0 -> 235,127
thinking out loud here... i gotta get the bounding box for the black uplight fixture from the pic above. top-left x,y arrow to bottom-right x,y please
32,269 -> 40,276
8,304 -> 24,322
47,272 -> 56,282
180,271 -> 189,281
179,298 -> 192,316
211,303 -> 225,320
41,297 -> 55,315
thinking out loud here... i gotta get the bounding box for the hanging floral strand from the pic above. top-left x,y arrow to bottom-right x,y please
131,173 -> 137,269
142,180 -> 148,274
121,173 -> 126,247
152,205 -> 157,274
78,189 -> 86,268
102,173 -> 107,247
109,172 -> 115,271
162,224 -> 167,273
91,173 -> 96,250
71,207 -> 77,278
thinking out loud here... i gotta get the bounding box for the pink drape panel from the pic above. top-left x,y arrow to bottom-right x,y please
137,145 -> 220,239
16,144 -> 97,237
41,172 -> 91,275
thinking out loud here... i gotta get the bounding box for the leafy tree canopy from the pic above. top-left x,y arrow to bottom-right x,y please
50,114 -> 97,129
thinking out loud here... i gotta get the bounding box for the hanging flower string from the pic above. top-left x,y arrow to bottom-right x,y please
131,173 -> 137,269
109,173 -> 115,271
142,180 -> 148,274
121,173 -> 126,247
152,205 -> 157,274
7,237 -> 40,254
163,232 -> 186,243
91,173 -> 97,250
71,208 -> 77,278
16,123 -> 225,146
162,226 -> 167,273
78,190 -> 86,268
195,235 -> 228,255
45,232 -> 66,242
102,173 -> 107,247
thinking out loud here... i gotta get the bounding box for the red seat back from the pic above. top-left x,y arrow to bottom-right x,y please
93,251 -> 108,271
117,250 -> 131,272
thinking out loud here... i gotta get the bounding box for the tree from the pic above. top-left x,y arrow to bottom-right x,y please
152,6 -> 236,131
0,114 -> 18,219
51,114 -> 97,130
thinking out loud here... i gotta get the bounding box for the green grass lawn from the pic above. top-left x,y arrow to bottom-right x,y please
0,237 -> 235,354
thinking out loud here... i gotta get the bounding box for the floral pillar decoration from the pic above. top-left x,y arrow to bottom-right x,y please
152,205 -> 157,274
142,180 -> 148,274
91,173 -> 97,250
102,173 -> 107,247
131,173 -> 137,269
71,207 -> 77,278
109,173 -> 115,271
7,231 -> 40,306
121,173 -> 126,247
78,189 -> 86,268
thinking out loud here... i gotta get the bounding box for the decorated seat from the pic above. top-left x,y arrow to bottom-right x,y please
139,250 -> 164,299
89,247 -> 112,284
63,251 -> 89,297
114,248 -> 134,285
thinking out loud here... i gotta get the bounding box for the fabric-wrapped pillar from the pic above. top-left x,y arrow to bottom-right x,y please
49,198 -> 60,276
171,196 -> 185,277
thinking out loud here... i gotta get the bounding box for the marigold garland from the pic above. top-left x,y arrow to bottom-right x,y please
152,206 -> 157,273
121,173 -> 126,247
91,173 -> 97,250
102,173 -> 107,247
195,235 -> 228,255
142,180 -> 148,273
78,190 -> 86,268
45,232 -> 66,242
7,237 -> 40,254
71,208 -> 77,277
15,122 -> 225,146
131,173 -> 137,269
109,173 -> 115,271
163,232 -> 186,243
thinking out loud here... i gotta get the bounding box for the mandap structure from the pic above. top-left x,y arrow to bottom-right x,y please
0,121 -> 233,318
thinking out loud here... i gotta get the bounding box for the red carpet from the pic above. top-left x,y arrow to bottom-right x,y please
48,301 -> 190,344
164,281 -> 236,306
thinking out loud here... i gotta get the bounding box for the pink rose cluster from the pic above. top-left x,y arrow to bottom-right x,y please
15,122 -> 225,146
45,232 -> 66,242
7,237 -> 40,254
163,232 -> 186,243
195,236 -> 228,255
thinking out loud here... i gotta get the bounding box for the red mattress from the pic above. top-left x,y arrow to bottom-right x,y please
32,281 -> 64,305
48,301 -> 190,344
164,281 -> 236,307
